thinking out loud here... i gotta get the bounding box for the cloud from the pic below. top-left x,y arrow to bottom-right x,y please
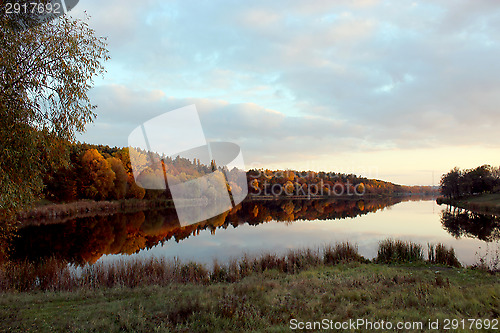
72,1 -> 500,182
79,85 -> 351,160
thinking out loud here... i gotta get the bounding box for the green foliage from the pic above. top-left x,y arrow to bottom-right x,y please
0,14 -> 109,139
440,165 -> 500,199
323,242 -> 365,264
113,148 -> 146,199
41,145 -> 148,201
0,13 -> 109,221
106,157 -> 128,200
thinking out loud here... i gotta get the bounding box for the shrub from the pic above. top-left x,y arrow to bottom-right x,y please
324,242 -> 364,265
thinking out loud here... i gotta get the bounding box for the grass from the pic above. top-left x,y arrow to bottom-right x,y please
466,193 -> 500,204
0,240 -> 480,293
437,193 -> 500,215
0,263 -> 498,332
375,239 -> 463,268
0,240 -> 498,332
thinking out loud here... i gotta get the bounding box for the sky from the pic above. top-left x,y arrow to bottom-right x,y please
70,0 -> 500,186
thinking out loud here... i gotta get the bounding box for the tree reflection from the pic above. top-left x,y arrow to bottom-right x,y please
441,207 -> 500,242
12,197 -> 409,265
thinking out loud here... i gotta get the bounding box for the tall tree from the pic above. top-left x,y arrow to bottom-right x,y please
0,10 -> 109,216
440,167 -> 462,199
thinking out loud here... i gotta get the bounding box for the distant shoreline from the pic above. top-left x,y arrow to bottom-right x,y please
247,193 -> 437,200
437,193 -> 500,216
16,198 -> 174,226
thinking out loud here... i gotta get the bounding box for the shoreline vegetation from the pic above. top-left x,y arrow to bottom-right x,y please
1,265 -> 498,333
438,165 -> 500,216
1,240 -> 495,292
1,10 -> 497,331
0,240 -> 498,332
437,193 -> 500,216
15,198 -> 174,227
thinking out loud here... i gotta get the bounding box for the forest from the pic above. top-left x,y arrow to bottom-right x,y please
440,165 -> 500,199
39,141 -> 438,205
247,169 -> 436,197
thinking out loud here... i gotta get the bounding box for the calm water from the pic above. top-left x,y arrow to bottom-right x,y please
13,197 -> 500,267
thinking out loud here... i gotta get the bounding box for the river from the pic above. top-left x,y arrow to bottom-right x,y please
12,197 -> 500,267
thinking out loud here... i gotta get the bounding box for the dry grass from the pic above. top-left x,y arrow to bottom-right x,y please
16,199 -> 173,226
3,240 -> 494,293
437,193 -> 500,215
1,263 -> 498,333
0,243 -> 364,292
0,258 -> 210,292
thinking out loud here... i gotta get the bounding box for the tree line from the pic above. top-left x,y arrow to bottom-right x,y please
40,142 -> 438,204
44,142 -> 220,202
247,169 -> 437,197
440,165 -> 500,199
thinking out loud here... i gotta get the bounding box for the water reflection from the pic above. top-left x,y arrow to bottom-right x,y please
13,197 -> 405,265
441,207 -> 500,242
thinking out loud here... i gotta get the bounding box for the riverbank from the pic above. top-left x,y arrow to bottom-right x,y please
437,193 -> 500,216
0,241 -> 498,331
0,262 -> 498,332
15,198 -> 175,226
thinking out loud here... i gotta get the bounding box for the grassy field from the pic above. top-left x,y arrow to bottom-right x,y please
0,263 -> 499,332
0,240 -> 498,332
438,193 -> 500,215
464,193 -> 500,210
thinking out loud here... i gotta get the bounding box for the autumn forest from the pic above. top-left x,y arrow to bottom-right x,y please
41,141 -> 438,205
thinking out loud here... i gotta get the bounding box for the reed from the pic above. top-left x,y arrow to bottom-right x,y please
324,242 -> 364,265
0,240 -> 473,292
376,239 -> 424,263
0,244 -> 365,292
428,243 -> 461,267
